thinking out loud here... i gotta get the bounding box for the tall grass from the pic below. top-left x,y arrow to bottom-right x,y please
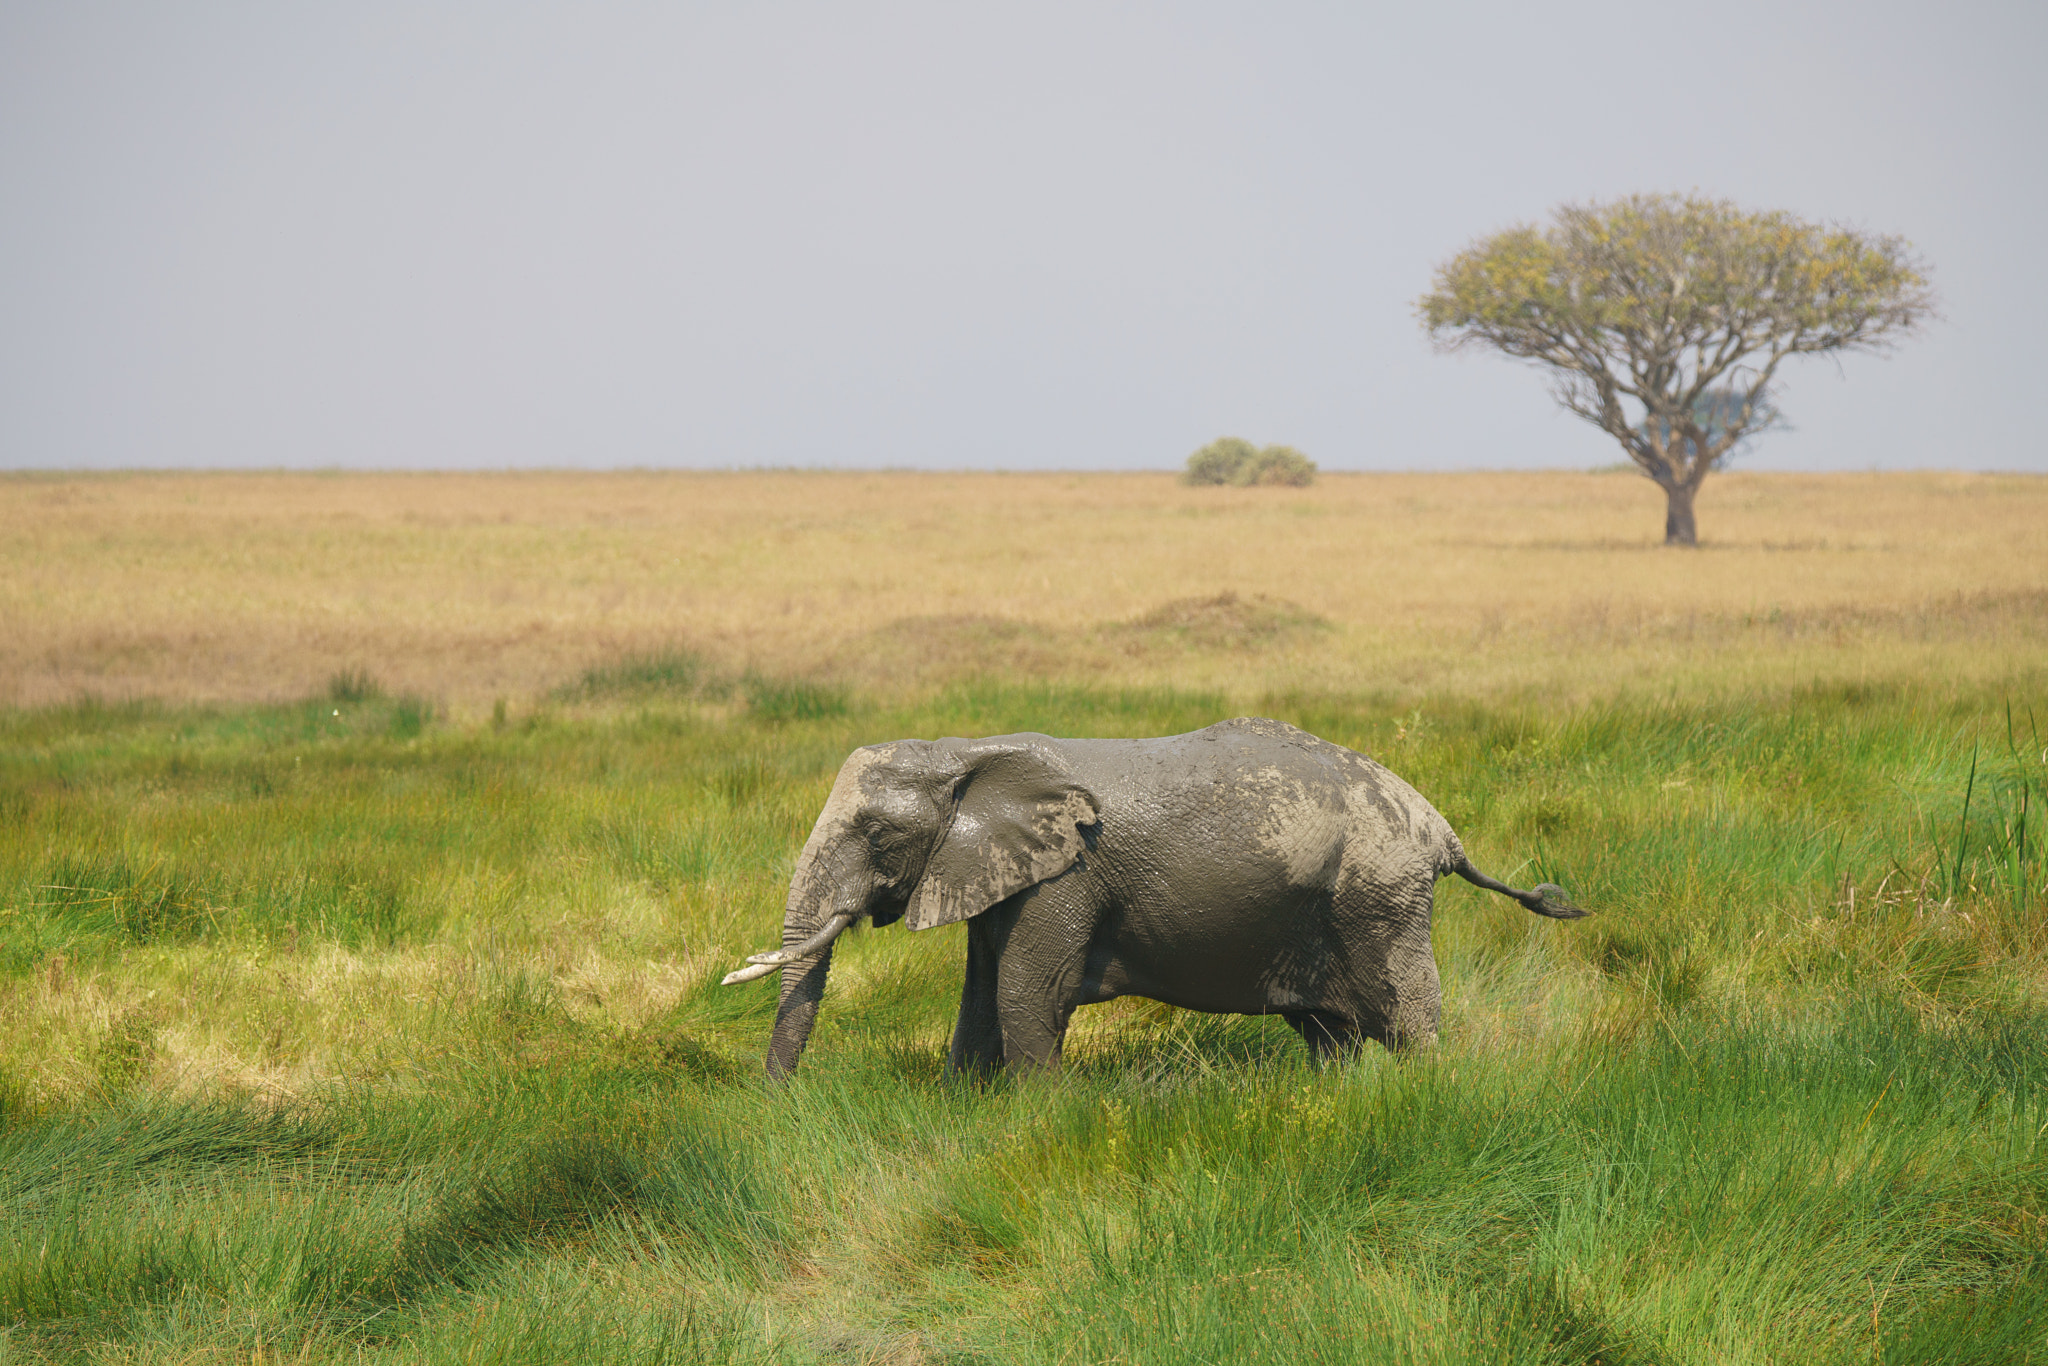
0,682 -> 2043,1360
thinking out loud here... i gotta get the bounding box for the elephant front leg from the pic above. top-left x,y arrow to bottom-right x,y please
947,915 -> 1005,1077
995,979 -> 1076,1073
991,894 -> 1094,1074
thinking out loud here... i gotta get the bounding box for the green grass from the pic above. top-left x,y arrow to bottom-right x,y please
0,681 -> 2043,1361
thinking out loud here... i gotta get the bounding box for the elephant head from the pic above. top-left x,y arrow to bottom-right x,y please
723,736 -> 1100,1077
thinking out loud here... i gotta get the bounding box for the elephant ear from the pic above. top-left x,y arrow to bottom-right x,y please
905,740 -> 1101,931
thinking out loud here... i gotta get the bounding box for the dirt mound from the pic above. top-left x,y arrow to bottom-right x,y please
1112,592 -> 1329,653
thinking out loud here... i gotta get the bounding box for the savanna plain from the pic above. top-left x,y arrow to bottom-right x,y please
2,469 -> 2046,1364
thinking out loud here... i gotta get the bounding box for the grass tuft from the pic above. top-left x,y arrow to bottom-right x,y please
564,647 -> 715,702
741,673 -> 849,723
327,668 -> 385,703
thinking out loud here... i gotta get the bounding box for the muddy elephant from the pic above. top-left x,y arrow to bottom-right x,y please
722,717 -> 1587,1076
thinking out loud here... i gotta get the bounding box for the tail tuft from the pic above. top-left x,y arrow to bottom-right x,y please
1453,857 -> 1592,919
1525,883 -> 1590,919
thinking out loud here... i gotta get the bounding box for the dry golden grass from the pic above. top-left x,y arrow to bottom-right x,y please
4,468 -> 2043,709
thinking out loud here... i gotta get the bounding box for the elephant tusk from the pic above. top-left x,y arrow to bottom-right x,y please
744,912 -> 857,966
720,912 -> 857,986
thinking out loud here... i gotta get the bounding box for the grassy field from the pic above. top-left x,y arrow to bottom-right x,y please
5,469 -> 2044,710
1,471 -> 2045,1362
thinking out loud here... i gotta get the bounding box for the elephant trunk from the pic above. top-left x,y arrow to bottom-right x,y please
764,898 -> 852,1077
747,757 -> 886,1076
765,944 -> 836,1078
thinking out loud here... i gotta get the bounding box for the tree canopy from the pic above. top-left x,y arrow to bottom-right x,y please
1419,194 -> 1933,544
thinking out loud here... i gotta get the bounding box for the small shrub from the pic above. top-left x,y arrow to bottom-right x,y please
1182,438 -> 1316,487
1244,444 -> 1316,486
1183,437 -> 1259,486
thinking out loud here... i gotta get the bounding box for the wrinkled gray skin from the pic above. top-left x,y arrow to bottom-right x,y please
727,718 -> 1587,1077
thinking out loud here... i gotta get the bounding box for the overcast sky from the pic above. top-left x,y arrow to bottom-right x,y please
2,2 -> 2042,472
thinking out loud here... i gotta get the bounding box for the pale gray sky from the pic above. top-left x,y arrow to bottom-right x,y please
2,2 -> 2042,471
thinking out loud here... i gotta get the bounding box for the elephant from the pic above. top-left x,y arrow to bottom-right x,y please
721,717 -> 1587,1076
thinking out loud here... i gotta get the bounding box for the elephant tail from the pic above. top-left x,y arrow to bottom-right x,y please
1452,857 -> 1590,919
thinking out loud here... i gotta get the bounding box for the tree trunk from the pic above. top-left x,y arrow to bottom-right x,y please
1663,482 -> 1699,546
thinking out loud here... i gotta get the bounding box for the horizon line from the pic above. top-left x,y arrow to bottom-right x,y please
3,465 -> 2039,479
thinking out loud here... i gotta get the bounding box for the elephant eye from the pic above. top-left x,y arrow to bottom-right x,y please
861,821 -> 919,880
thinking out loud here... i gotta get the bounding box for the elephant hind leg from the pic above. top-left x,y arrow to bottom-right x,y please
1361,1016 -> 1439,1054
1376,920 -> 1443,1053
1284,1009 -> 1365,1062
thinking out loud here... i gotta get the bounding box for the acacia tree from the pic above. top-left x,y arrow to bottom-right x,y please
1419,194 -> 1933,544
